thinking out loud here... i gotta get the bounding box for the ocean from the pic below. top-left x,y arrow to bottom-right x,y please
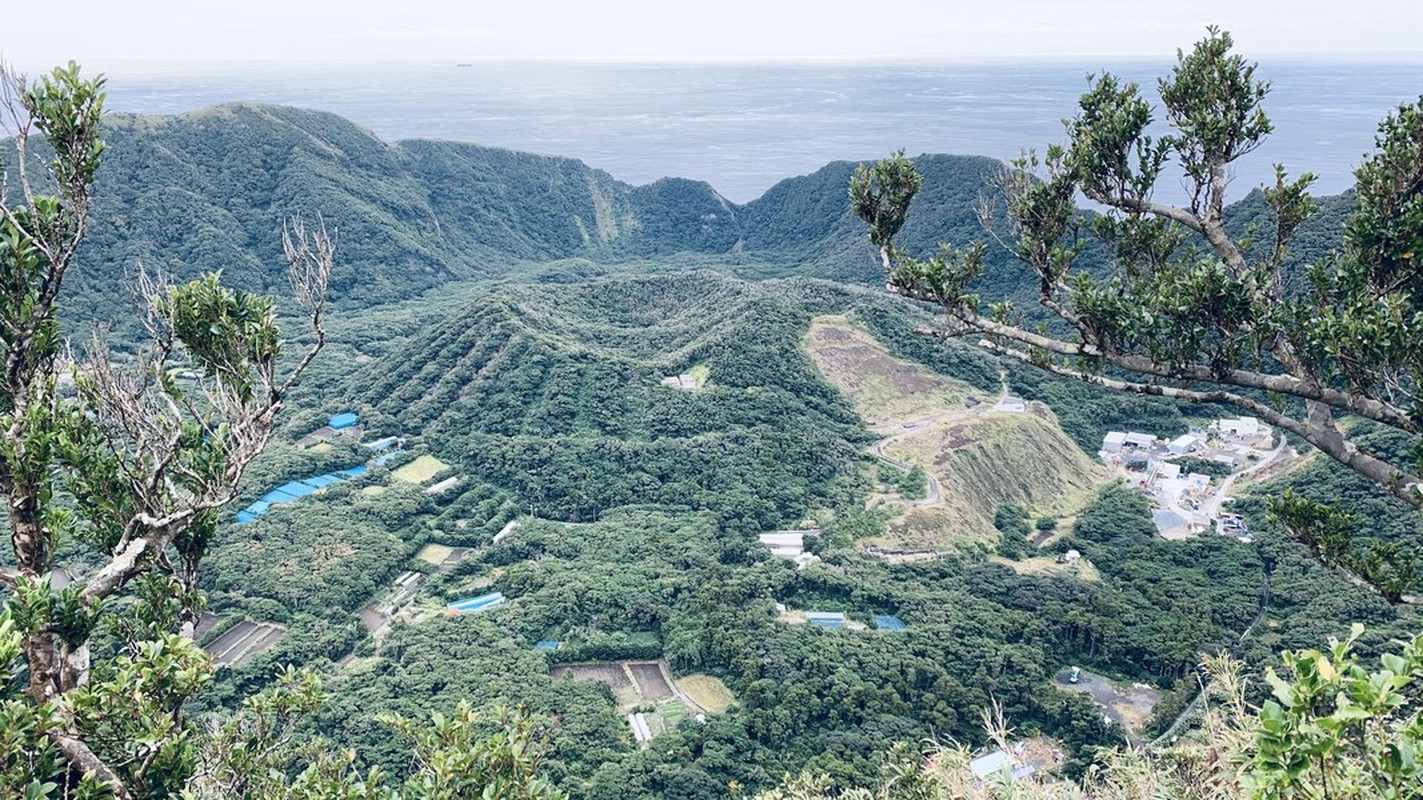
97,59 -> 1423,204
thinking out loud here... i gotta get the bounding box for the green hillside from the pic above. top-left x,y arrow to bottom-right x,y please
13,101 -> 1351,344
352,272 -> 872,535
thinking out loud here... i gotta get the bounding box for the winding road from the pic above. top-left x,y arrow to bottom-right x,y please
866,376 -> 1010,508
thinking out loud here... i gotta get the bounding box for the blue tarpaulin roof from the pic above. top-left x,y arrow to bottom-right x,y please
875,615 -> 907,632
329,412 -> 359,429
448,593 -> 506,614
236,464 -> 369,523
534,640 -> 560,651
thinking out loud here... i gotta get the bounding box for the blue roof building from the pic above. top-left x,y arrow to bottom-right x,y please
806,611 -> 846,629
534,640 -> 560,652
329,412 -> 359,430
447,592 -> 507,615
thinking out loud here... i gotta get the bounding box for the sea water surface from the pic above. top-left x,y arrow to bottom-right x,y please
98,60 -> 1423,203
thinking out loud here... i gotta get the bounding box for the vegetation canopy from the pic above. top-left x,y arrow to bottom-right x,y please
851,28 -> 1423,601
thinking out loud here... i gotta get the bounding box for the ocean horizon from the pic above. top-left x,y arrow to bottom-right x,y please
87,58 -> 1423,204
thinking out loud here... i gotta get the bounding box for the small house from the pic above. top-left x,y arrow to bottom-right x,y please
806,611 -> 846,629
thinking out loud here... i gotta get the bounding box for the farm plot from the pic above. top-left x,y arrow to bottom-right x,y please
203,620 -> 286,667
391,455 -> 449,484
550,662 -> 640,707
193,611 -> 227,639
629,662 -> 674,700
551,660 -> 702,744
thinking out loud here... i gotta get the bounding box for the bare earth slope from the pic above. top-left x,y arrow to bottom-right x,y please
805,315 -> 1109,551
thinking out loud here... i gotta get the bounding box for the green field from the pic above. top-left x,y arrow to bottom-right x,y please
675,673 -> 737,713
416,544 -> 454,566
391,455 -> 450,484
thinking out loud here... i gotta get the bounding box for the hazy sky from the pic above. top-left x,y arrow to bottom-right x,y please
6,0 -> 1423,69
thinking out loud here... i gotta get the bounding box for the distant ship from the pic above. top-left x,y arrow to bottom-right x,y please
456,63 -> 473,68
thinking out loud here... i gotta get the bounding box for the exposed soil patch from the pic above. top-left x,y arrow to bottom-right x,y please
551,662 -> 633,690
630,662 -> 674,700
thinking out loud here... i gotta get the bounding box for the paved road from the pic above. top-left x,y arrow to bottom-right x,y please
867,376 -> 1009,508
1158,439 -> 1292,535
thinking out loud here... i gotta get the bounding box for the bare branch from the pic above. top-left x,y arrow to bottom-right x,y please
278,215 -> 334,396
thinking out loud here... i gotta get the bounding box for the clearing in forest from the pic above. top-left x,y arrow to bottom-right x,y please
675,674 -> 737,713
416,543 -> 454,565
990,554 -> 1101,581
391,455 -> 449,484
804,315 -> 1110,551
803,316 -> 973,426
879,412 -> 1107,550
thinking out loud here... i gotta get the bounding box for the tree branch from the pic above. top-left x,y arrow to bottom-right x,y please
50,729 -> 130,799
902,296 -> 1420,434
983,340 -> 1423,509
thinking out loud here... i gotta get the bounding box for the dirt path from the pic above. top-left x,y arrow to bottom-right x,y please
866,376 -> 1009,509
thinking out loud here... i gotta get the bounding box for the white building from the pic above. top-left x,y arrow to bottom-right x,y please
1102,431 -> 1128,453
970,750 -> 1014,782
1167,434 -> 1199,454
1123,432 -> 1157,449
1219,417 -> 1260,438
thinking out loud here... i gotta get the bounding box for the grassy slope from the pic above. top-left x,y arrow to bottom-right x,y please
803,314 -> 1108,550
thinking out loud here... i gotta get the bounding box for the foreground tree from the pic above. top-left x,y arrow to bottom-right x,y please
0,61 -> 332,795
851,28 -> 1423,600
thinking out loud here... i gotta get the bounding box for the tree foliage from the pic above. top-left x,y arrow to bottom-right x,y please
851,28 -> 1423,601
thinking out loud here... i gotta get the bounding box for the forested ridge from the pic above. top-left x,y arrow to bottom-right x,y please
8,101 -> 1352,338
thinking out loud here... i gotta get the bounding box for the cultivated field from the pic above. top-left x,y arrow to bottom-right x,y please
391,455 -> 449,484
551,660 -> 707,743
203,620 -> 286,667
676,674 -> 737,713
629,662 -> 673,700
550,661 -> 640,706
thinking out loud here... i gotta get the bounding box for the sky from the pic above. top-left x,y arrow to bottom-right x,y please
6,0 -> 1423,69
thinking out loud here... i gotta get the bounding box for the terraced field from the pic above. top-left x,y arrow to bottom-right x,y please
204,621 -> 287,667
